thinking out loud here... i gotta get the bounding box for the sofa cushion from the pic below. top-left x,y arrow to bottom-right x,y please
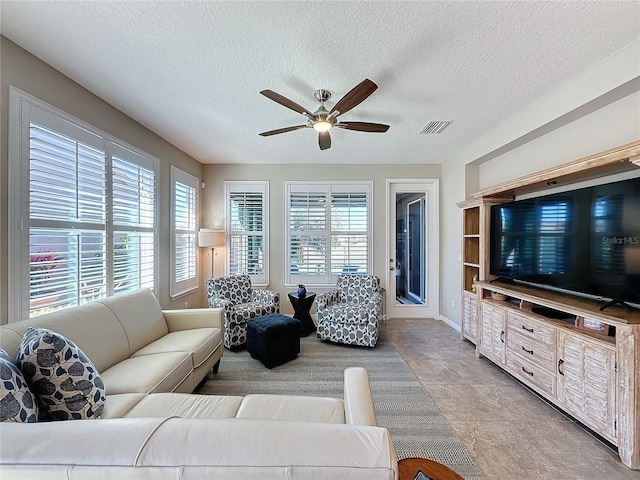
125,392 -> 243,419
236,394 -> 345,423
17,328 -> 106,420
96,289 -> 169,356
1,301 -> 129,373
0,348 -> 38,423
137,418 -> 396,475
131,328 -> 222,368
99,393 -> 146,419
100,352 -> 192,395
0,417 -> 170,468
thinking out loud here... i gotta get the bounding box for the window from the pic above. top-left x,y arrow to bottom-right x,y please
9,88 -> 158,319
170,167 -> 199,298
225,181 -> 268,286
285,182 -> 372,285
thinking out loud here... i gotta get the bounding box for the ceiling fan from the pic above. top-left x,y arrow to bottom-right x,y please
259,78 -> 390,151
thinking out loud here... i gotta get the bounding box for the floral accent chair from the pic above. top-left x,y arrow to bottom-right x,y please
206,274 -> 279,350
316,275 -> 382,348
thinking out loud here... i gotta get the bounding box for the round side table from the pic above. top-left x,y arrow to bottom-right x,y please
397,457 -> 464,480
287,292 -> 316,336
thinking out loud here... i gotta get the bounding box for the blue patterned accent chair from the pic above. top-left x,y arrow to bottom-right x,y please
206,274 -> 279,350
316,275 -> 382,348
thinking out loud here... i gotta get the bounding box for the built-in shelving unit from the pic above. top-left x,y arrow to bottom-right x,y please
458,201 -> 480,344
461,202 -> 480,294
458,140 -> 640,470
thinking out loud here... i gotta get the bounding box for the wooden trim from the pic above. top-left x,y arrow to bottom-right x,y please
456,198 -> 481,209
616,325 -> 640,469
472,140 -> 640,199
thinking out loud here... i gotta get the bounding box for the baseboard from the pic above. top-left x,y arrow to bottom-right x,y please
438,314 -> 461,333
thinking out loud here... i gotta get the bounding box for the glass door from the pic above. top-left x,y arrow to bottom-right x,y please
387,180 -> 438,319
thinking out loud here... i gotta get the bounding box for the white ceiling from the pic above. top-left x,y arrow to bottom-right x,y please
1,1 -> 638,165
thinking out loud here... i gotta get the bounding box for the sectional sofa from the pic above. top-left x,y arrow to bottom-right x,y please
0,289 -> 398,479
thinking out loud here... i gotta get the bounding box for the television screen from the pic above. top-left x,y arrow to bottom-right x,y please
490,176 -> 640,308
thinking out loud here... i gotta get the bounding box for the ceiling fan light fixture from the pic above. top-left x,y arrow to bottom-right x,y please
259,79 -> 389,150
313,120 -> 332,132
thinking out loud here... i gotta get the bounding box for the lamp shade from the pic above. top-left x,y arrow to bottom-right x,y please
198,229 -> 226,247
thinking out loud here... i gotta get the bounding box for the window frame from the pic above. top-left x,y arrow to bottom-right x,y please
8,86 -> 159,320
284,181 -> 373,287
224,181 -> 269,286
170,166 -> 200,299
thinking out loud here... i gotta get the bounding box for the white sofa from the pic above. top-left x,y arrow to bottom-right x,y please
0,289 -> 225,408
0,290 -> 398,479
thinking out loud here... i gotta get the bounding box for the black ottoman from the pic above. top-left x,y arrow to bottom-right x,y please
247,314 -> 300,368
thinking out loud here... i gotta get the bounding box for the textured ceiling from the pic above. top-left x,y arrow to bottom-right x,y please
1,1 -> 638,164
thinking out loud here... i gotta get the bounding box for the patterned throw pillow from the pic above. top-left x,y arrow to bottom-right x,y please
0,348 -> 38,423
17,327 -> 106,420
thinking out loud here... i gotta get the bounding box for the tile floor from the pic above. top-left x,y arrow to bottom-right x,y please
382,318 -> 639,480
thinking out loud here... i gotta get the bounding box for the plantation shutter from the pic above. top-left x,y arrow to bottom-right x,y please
12,90 -> 158,319
226,182 -> 269,285
28,110 -> 108,314
112,146 -> 156,294
170,167 -> 198,298
330,191 -> 369,275
285,182 -> 372,285
289,190 -> 328,281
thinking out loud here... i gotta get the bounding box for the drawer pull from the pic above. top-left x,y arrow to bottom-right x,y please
500,330 -> 505,343
558,359 -> 565,376
521,325 -> 534,333
522,346 -> 534,355
522,366 -> 534,376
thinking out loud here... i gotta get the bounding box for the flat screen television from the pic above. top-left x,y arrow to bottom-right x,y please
490,176 -> 640,310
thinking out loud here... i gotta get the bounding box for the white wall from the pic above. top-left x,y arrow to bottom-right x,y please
439,41 -> 640,329
478,91 -> 640,188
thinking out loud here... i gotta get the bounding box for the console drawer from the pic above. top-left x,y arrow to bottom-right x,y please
507,328 -> 556,373
507,311 -> 556,349
506,353 -> 556,397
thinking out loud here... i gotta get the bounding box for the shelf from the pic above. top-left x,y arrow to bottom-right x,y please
463,235 -> 479,266
476,279 -> 640,326
481,295 -> 616,345
463,207 -> 480,236
463,265 -> 480,292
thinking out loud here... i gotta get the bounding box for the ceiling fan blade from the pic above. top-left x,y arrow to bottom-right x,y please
318,131 -> 331,150
260,90 -> 314,116
259,125 -> 309,136
329,79 -> 378,116
335,121 -> 390,133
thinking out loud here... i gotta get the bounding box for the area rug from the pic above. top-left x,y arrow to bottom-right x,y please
197,332 -> 485,480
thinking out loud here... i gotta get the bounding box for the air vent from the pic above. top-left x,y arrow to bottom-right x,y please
419,121 -> 452,135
